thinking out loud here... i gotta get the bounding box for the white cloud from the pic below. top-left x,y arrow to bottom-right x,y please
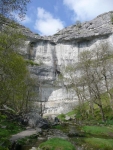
34,7 -> 64,36
63,0 -> 113,22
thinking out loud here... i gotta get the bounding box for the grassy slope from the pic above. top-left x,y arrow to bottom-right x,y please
84,138 -> 113,150
58,92 -> 113,123
57,92 -> 113,150
82,125 -> 113,137
39,138 -> 75,150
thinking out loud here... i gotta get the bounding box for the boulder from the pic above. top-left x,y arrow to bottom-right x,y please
30,147 -> 37,150
52,117 -> 60,126
37,121 -> 50,129
54,117 -> 60,123
65,115 -> 71,121
23,112 -> 50,129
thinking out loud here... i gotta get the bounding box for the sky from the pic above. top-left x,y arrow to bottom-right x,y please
17,0 -> 113,36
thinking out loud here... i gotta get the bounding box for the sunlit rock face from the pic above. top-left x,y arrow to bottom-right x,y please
29,41 -> 80,115
22,11 -> 113,115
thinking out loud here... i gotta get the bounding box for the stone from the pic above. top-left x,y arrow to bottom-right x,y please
23,112 -> 50,129
37,121 -> 50,129
37,148 -> 42,150
29,147 -> 37,150
38,137 -> 46,140
35,127 -> 42,133
1,125 -> 7,129
65,115 -> 71,121
26,11 -> 113,116
21,11 -> 113,116
26,126 -> 32,130
11,142 -> 22,150
47,129 -> 68,140
54,117 -> 60,123
2,11 -> 113,116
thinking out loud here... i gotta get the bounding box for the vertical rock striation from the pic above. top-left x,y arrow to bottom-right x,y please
28,11 -> 113,115
2,11 -> 113,115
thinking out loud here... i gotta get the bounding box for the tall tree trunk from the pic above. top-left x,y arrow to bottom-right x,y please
103,74 -> 113,110
98,103 -> 106,122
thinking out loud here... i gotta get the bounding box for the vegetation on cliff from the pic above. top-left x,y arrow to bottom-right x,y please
0,1 -> 40,150
0,0 -> 34,116
60,42 -> 113,122
1,2 -> 113,150
0,24 -> 37,150
0,25 -> 36,115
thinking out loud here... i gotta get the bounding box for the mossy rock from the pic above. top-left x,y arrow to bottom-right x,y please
38,138 -> 75,150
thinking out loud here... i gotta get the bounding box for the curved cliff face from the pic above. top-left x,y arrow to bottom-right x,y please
24,11 -> 113,115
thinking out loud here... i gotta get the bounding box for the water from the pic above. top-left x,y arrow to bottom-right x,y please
21,138 -> 85,150
20,130 -> 87,150
21,138 -> 47,150
20,124 -> 111,150
20,124 -> 86,150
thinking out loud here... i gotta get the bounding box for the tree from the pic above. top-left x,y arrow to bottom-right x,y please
62,42 -> 113,122
0,0 -> 30,19
60,64 -> 88,121
79,50 -> 95,117
79,49 -> 106,122
94,43 -> 113,110
0,25 -> 35,114
76,43 -> 113,122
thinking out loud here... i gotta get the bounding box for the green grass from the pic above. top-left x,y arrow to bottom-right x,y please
0,114 -> 24,149
39,138 -> 75,150
57,90 -> 113,124
104,120 -> 113,125
52,125 -> 64,130
57,114 -> 65,121
66,110 -> 76,116
57,110 -> 76,121
52,124 -> 70,133
84,137 -> 113,150
82,125 -> 113,137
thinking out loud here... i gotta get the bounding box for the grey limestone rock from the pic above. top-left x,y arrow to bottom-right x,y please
2,12 -> 113,116
65,115 -> 71,121
26,11 -> 113,116
23,112 -> 49,129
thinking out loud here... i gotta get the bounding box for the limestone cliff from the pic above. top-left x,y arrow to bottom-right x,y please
25,11 -> 113,115
2,11 -> 113,115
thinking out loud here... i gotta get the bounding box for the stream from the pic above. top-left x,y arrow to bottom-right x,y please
20,123 -> 93,150
21,138 -> 85,150
13,124 -> 112,150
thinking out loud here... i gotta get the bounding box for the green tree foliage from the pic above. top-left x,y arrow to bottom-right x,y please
62,42 -> 113,122
0,25 -> 35,114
